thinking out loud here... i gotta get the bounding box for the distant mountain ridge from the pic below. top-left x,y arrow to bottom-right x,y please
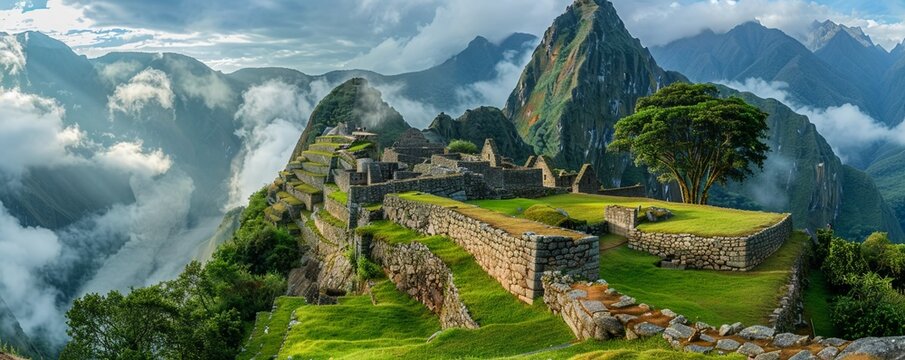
650,20 -> 905,240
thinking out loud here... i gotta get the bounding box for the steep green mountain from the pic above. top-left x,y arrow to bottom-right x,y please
503,0 -> 685,191
292,78 -> 411,154
423,106 -> 534,163
712,89 -> 905,242
501,0 -> 902,240
650,20 -> 905,238
650,22 -> 871,119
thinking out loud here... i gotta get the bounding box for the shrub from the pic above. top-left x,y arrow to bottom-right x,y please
814,228 -> 833,265
830,272 -> 905,338
822,237 -> 869,288
862,232 -> 891,264
447,139 -> 478,154
356,257 -> 382,280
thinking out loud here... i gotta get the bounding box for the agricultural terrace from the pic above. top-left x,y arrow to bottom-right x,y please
596,232 -> 815,327
468,193 -> 787,237
396,192 -> 587,240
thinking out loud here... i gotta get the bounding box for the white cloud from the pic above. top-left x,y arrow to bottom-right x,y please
345,0 -> 569,74
0,201 -> 66,343
108,68 -> 174,114
611,0 -> 905,50
0,33 -> 26,77
721,78 -> 905,162
97,60 -> 143,84
455,45 -> 536,111
228,80 -> 325,207
95,141 -> 172,177
164,56 -> 235,109
372,82 -> 440,129
0,88 -> 84,179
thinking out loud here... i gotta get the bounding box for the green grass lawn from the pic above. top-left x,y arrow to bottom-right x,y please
239,297 -> 307,360
279,280 -> 441,359
802,269 -> 838,337
396,192 -> 586,239
597,231 -> 810,326
467,193 -> 786,237
511,337 -> 743,360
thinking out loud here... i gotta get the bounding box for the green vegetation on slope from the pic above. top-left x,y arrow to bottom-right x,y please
468,193 -> 786,237
597,232 -> 809,326
239,297 -> 307,360
279,280 -> 440,359
802,270 -> 837,337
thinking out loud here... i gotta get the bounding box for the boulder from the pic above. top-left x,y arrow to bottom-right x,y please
816,346 -> 839,360
739,325 -> 775,340
611,295 -> 636,308
715,338 -> 740,351
719,322 -> 743,336
614,314 -> 637,324
818,337 -> 848,347
754,351 -> 781,360
663,323 -> 695,340
632,322 -> 665,337
592,313 -> 624,339
772,332 -> 809,348
669,315 -> 688,326
684,344 -> 713,354
737,342 -> 765,357
837,336 -> 905,359
788,350 -> 818,360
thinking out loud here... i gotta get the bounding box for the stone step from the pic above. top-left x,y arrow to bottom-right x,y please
292,169 -> 326,190
302,150 -> 335,167
315,135 -> 353,144
302,161 -> 330,175
309,142 -> 343,154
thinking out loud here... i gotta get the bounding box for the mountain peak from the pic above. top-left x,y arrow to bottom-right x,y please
806,20 -> 875,52
504,0 -> 683,187
291,77 -> 411,157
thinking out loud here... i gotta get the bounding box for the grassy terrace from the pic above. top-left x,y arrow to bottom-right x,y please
292,182 -> 322,195
345,141 -> 374,153
468,193 -> 787,237
276,191 -> 303,206
273,221 -> 733,359
597,232 -> 810,326
396,192 -> 587,240
239,297 -> 307,360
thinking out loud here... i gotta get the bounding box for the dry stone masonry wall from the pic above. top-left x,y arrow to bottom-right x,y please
606,206 -> 793,271
383,195 -> 599,302
368,238 -> 479,329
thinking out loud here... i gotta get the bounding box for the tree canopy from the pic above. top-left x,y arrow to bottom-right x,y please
609,83 -> 769,204
447,139 -> 479,154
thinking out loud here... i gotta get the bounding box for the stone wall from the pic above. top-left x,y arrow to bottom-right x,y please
368,238 -> 479,329
348,174 -> 468,204
598,184 -> 646,198
769,248 -> 808,332
324,196 -> 351,226
335,170 -> 367,192
605,206 -> 638,237
314,211 -> 350,246
383,195 -> 599,302
621,210 -> 793,271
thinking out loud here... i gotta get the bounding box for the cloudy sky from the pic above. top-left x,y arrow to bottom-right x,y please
1,0 -> 904,74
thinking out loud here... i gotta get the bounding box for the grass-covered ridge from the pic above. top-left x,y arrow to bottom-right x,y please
396,192 -> 586,239
597,232 -> 810,326
468,193 -> 786,237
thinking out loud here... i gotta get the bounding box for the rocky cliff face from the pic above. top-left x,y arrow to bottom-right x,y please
711,89 -> 905,241
503,0 -> 684,191
423,107 -> 534,163
292,78 -> 412,157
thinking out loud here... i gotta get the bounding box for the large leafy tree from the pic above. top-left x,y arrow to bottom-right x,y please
609,83 -> 769,204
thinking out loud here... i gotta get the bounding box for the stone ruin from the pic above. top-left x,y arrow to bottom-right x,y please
525,155 -> 647,197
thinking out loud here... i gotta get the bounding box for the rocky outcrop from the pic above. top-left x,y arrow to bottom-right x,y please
541,271 -> 905,360
503,0 -> 684,193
